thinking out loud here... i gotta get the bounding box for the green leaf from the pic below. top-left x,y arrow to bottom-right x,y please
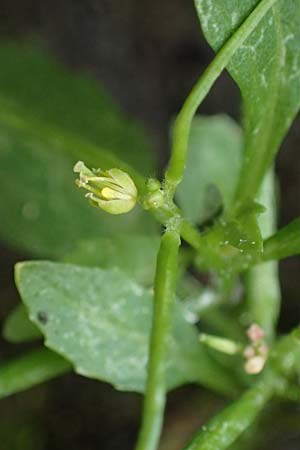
3,304 -> 41,343
0,41 -> 155,174
3,235 -> 160,345
176,115 -> 242,224
16,261 -> 238,396
0,41 -> 158,258
63,234 -> 161,286
0,348 -> 70,399
0,124 -> 157,258
219,203 -> 264,253
195,1 -> 300,206
195,202 -> 265,270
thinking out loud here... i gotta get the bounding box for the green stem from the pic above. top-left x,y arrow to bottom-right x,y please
180,219 -> 206,252
165,0 -> 278,196
246,261 -> 280,341
246,169 -> 280,342
183,328 -> 300,450
154,204 -> 215,261
0,348 -> 71,399
184,376 -> 274,450
134,229 -> 181,450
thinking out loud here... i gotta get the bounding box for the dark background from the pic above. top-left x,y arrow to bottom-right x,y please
0,1 -> 300,449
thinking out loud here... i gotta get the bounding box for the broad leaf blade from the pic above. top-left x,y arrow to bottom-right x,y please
3,234 -> 160,344
16,261 -> 237,395
195,1 -> 300,204
0,41 -> 158,257
176,115 -> 242,224
64,235 -> 161,286
0,41 -> 154,174
0,124 -> 156,258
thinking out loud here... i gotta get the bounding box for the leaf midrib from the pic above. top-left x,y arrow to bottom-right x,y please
255,4 -> 284,168
234,3 -> 284,205
0,95 -> 145,188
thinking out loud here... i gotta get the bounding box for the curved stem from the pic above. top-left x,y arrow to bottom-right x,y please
134,229 -> 181,450
183,328 -> 300,450
184,375 -> 274,450
165,0 -> 278,197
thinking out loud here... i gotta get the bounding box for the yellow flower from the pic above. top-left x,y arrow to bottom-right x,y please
74,161 -> 137,215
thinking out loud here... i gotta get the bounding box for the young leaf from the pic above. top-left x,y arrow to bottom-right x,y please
176,115 -> 242,224
3,304 -> 41,343
0,348 -> 70,399
195,1 -> 300,206
16,261 -> 238,396
174,115 -> 264,263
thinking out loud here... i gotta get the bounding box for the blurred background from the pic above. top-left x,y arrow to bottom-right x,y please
0,0 -> 300,449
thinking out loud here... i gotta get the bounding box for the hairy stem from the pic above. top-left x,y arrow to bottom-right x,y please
154,204 -> 217,262
134,229 -> 181,450
165,0 -> 278,197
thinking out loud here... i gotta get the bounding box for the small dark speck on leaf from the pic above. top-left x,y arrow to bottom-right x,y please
37,311 -> 48,324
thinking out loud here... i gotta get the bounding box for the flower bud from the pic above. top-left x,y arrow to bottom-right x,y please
246,324 -> 265,342
74,161 -> 137,215
244,356 -> 265,375
142,177 -> 165,210
142,190 -> 165,210
146,178 -> 161,192
199,333 -> 241,355
243,323 -> 269,375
